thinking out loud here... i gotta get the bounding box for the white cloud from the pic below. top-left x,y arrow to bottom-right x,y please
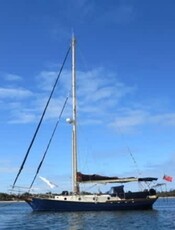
77,68 -> 135,111
4,73 -> 22,82
0,167 -> 19,174
34,67 -> 136,123
36,70 -> 71,93
4,67 -> 135,124
36,71 -> 58,91
150,113 -> 175,126
0,87 -> 33,99
109,109 -> 148,133
2,67 -> 175,132
109,108 -> 175,133
9,111 -> 37,124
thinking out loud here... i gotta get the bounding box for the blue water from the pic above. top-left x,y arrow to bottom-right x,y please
0,198 -> 175,229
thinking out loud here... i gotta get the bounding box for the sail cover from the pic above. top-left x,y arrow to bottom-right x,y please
77,172 -> 137,183
77,172 -> 119,181
77,172 -> 158,184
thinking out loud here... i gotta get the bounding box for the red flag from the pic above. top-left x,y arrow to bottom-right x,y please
163,174 -> 173,182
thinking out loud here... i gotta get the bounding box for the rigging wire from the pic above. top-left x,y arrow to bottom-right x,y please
117,126 -> 142,176
12,45 -> 71,189
28,94 -> 69,190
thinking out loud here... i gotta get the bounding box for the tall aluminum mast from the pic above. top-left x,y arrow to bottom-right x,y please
71,35 -> 79,194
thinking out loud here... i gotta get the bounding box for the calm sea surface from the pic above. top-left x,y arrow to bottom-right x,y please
0,198 -> 175,229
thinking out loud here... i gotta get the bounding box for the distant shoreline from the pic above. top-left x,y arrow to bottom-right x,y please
0,200 -> 25,203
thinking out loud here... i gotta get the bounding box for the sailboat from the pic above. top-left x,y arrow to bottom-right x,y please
17,36 -> 158,211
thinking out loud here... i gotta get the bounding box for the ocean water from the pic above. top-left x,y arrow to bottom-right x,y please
0,198 -> 175,230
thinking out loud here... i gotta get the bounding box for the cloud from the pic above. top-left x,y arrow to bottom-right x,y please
77,68 -> 135,114
150,113 -> 175,126
2,67 -> 135,124
48,1 -> 135,42
2,67 -> 175,132
109,109 -> 148,132
95,3 -> 135,26
35,67 -> 136,121
9,110 -> 37,124
74,1 -> 135,25
0,160 -> 19,173
44,0 -> 95,41
0,87 -> 33,99
4,73 -> 22,82
36,71 -> 58,91
109,108 -> 175,134
144,152 -> 175,181
0,167 -> 18,174
36,70 -> 71,93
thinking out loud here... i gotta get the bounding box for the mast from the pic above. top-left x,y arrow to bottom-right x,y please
71,35 -> 79,194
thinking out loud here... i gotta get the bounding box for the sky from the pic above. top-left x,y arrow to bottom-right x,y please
0,0 -> 175,194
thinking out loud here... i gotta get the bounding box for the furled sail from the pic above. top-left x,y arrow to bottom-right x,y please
77,172 -> 157,184
77,172 -> 137,183
77,172 -> 119,181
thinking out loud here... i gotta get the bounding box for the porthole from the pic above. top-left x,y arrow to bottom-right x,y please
64,198 -> 67,200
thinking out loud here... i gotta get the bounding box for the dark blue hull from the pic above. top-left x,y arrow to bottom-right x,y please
25,197 -> 158,212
